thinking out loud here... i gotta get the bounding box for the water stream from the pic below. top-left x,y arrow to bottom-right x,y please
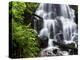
34,4 -> 78,56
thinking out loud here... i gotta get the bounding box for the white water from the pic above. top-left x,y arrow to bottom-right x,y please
34,4 -> 78,56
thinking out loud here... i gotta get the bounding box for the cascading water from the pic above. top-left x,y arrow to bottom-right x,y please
34,3 -> 78,56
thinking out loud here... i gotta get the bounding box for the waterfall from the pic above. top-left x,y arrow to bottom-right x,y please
34,3 -> 78,56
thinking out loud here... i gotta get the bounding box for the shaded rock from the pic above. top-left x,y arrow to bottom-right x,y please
38,36 -> 48,48
33,13 -> 43,33
40,47 -> 69,57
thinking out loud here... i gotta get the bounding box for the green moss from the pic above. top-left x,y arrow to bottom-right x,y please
9,1 -> 40,58
12,21 -> 40,58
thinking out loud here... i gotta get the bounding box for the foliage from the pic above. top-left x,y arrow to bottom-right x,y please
9,1 -> 40,58
25,2 -> 39,14
9,1 -> 26,23
12,21 -> 40,57
23,2 -> 39,25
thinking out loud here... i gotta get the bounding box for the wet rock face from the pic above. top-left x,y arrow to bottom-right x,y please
40,48 -> 56,56
40,47 -> 69,56
33,13 -> 44,34
38,27 -> 49,48
39,36 -> 48,48
43,4 -> 49,12
55,33 -> 64,43
37,20 -> 43,33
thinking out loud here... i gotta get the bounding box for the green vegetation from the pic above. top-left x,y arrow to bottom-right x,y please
9,1 -> 40,58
